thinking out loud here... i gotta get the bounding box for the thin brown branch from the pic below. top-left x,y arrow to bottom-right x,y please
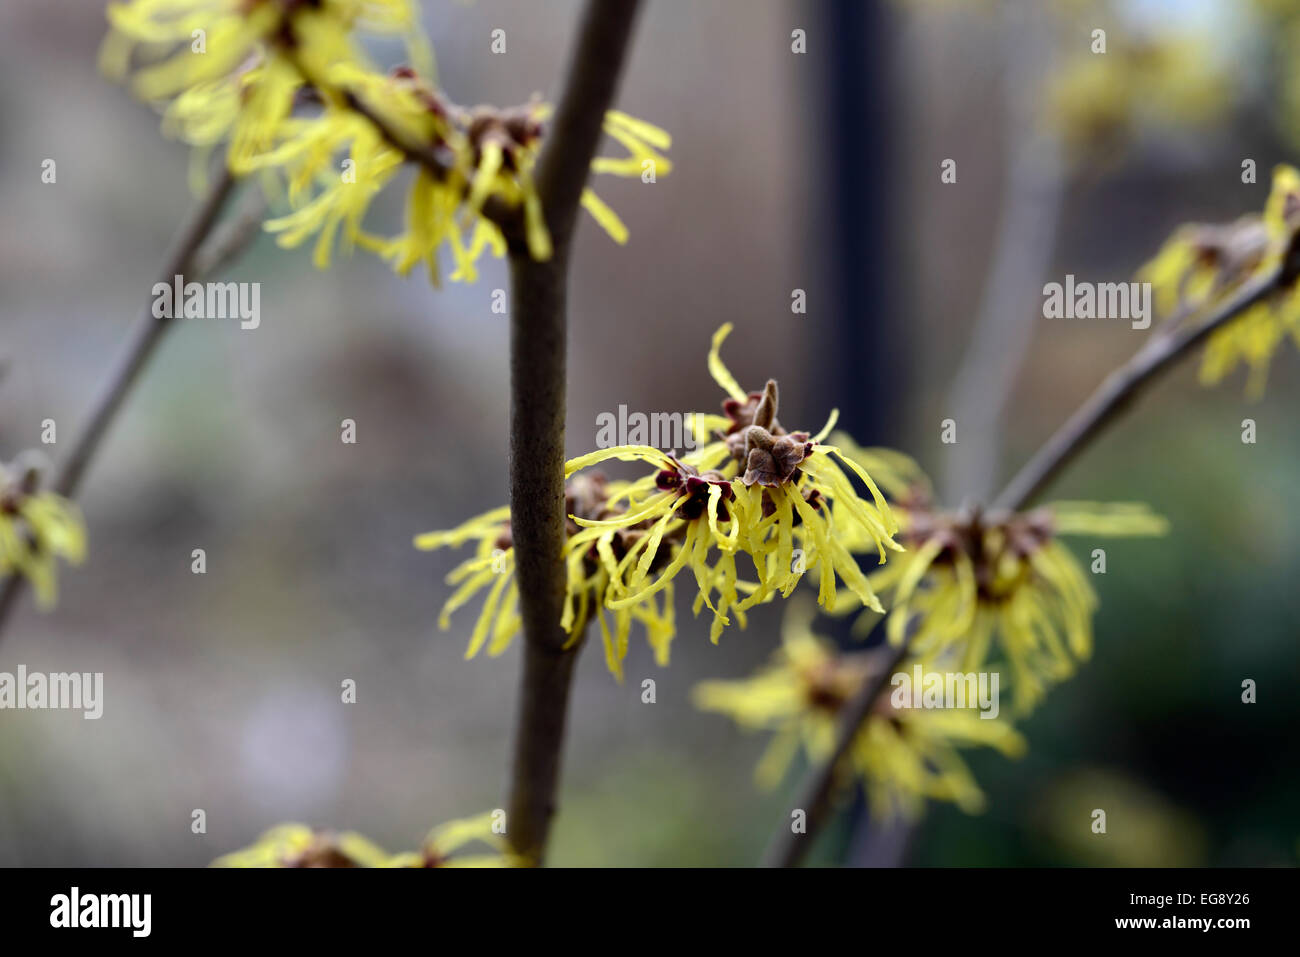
761,638 -> 911,868
503,0 -> 643,866
341,89 -> 456,180
0,167 -> 250,646
345,89 -> 524,234
991,260 -> 1284,512
764,255 -> 1291,867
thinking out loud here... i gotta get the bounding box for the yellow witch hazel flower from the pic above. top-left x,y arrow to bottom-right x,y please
384,812 -> 519,868
100,0 -> 430,179
415,472 -> 676,681
212,823 -> 391,868
213,812 -> 515,867
418,324 -> 902,678
259,66 -> 672,282
1046,26 -> 1229,164
0,458 -> 87,609
829,441 -> 1168,714
100,1 -> 672,284
1141,164 -> 1300,397
693,601 -> 1025,819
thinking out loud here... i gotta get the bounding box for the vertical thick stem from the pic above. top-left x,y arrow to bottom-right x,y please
505,247 -> 574,862
503,0 -> 642,864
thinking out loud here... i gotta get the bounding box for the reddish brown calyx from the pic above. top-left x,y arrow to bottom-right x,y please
282,833 -> 363,868
465,105 -> 544,171
655,461 -> 734,522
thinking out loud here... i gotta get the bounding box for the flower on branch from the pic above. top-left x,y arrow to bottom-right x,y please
693,601 -> 1025,819
1142,163 -> 1300,396
417,325 -> 903,678
0,457 -> 87,610
829,439 -> 1169,714
415,473 -> 676,681
212,812 -> 515,867
101,0 -> 430,177
101,0 -> 672,283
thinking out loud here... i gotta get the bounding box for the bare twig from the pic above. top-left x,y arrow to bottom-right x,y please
991,261 -> 1284,511
0,167 -> 251,646
765,257 -> 1290,867
55,168 -> 242,500
503,0 -> 643,865
341,90 -> 457,181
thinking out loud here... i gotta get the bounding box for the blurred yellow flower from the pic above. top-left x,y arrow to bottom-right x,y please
101,1 -> 672,283
1047,30 -> 1230,163
873,501 -> 1159,712
101,0 -> 428,178
213,812 -> 515,867
693,601 -> 1025,819
1141,164 -> 1300,397
831,446 -> 1167,714
212,823 -> 391,868
0,460 -> 86,610
385,812 -> 518,868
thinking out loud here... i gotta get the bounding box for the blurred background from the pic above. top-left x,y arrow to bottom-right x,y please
0,0 -> 1297,866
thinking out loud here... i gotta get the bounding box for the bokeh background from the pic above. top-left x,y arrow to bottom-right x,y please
0,0 -> 1297,866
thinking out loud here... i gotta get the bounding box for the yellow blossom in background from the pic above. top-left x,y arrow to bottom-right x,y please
1248,0 -> 1300,154
100,0 -> 672,283
1141,164 -> 1300,397
893,0 -> 1234,168
693,601 -> 1025,819
213,812 -> 515,867
417,324 -> 903,677
384,812 -> 518,868
212,823 -> 390,867
828,444 -> 1167,714
262,69 -> 672,282
100,0 -> 429,182
0,460 -> 87,610
1046,29 -> 1230,164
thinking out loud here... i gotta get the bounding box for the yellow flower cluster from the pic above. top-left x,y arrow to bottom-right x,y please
826,438 -> 1168,714
1142,164 -> 1300,396
101,0 -> 671,283
695,438 -> 1165,812
213,812 -> 514,867
1046,27 -> 1229,163
415,473 -> 677,680
0,460 -> 87,609
694,602 -> 1025,819
417,324 -> 903,679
